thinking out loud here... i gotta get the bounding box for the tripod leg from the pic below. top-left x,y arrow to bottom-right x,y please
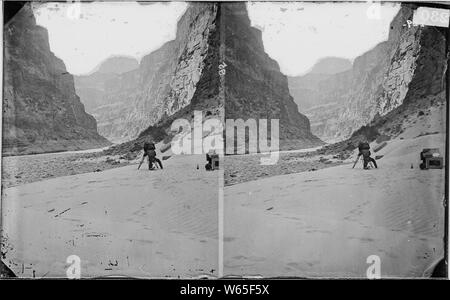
352,157 -> 359,168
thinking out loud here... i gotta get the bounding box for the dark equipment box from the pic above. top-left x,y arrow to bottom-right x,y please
420,148 -> 444,170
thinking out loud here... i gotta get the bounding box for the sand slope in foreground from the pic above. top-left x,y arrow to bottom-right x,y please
224,133 -> 445,278
2,155 -> 218,278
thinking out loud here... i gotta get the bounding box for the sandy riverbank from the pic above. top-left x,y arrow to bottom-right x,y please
1,154 -> 219,278
1,150 -> 131,188
224,150 -> 344,186
223,133 -> 446,278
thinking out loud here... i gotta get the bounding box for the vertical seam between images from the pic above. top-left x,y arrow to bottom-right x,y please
218,1 -> 225,279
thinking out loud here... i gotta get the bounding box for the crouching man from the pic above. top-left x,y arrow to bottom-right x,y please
357,141 -> 378,169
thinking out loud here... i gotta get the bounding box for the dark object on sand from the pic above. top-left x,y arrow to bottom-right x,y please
419,148 -> 443,170
205,152 -> 219,171
162,155 -> 172,161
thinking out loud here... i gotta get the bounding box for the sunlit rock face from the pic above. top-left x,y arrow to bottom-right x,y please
288,5 -> 447,143
2,4 -> 110,155
78,3 -> 219,143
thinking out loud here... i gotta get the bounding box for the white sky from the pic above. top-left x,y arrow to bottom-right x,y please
248,2 -> 400,76
33,1 -> 187,75
33,1 -> 400,76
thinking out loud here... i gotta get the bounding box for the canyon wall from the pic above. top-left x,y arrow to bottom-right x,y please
77,3 -> 220,143
288,5 -> 446,143
106,2 -> 321,155
2,4 -> 110,155
223,2 -> 322,150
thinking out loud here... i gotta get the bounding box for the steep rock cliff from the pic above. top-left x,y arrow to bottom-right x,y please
288,5 -> 446,143
107,2 -> 321,155
2,4 -> 110,155
84,3 -> 220,143
223,2 -> 322,150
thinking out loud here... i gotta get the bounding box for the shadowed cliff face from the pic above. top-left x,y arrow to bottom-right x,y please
288,5 -> 447,143
2,4 -> 110,156
223,3 -> 322,150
